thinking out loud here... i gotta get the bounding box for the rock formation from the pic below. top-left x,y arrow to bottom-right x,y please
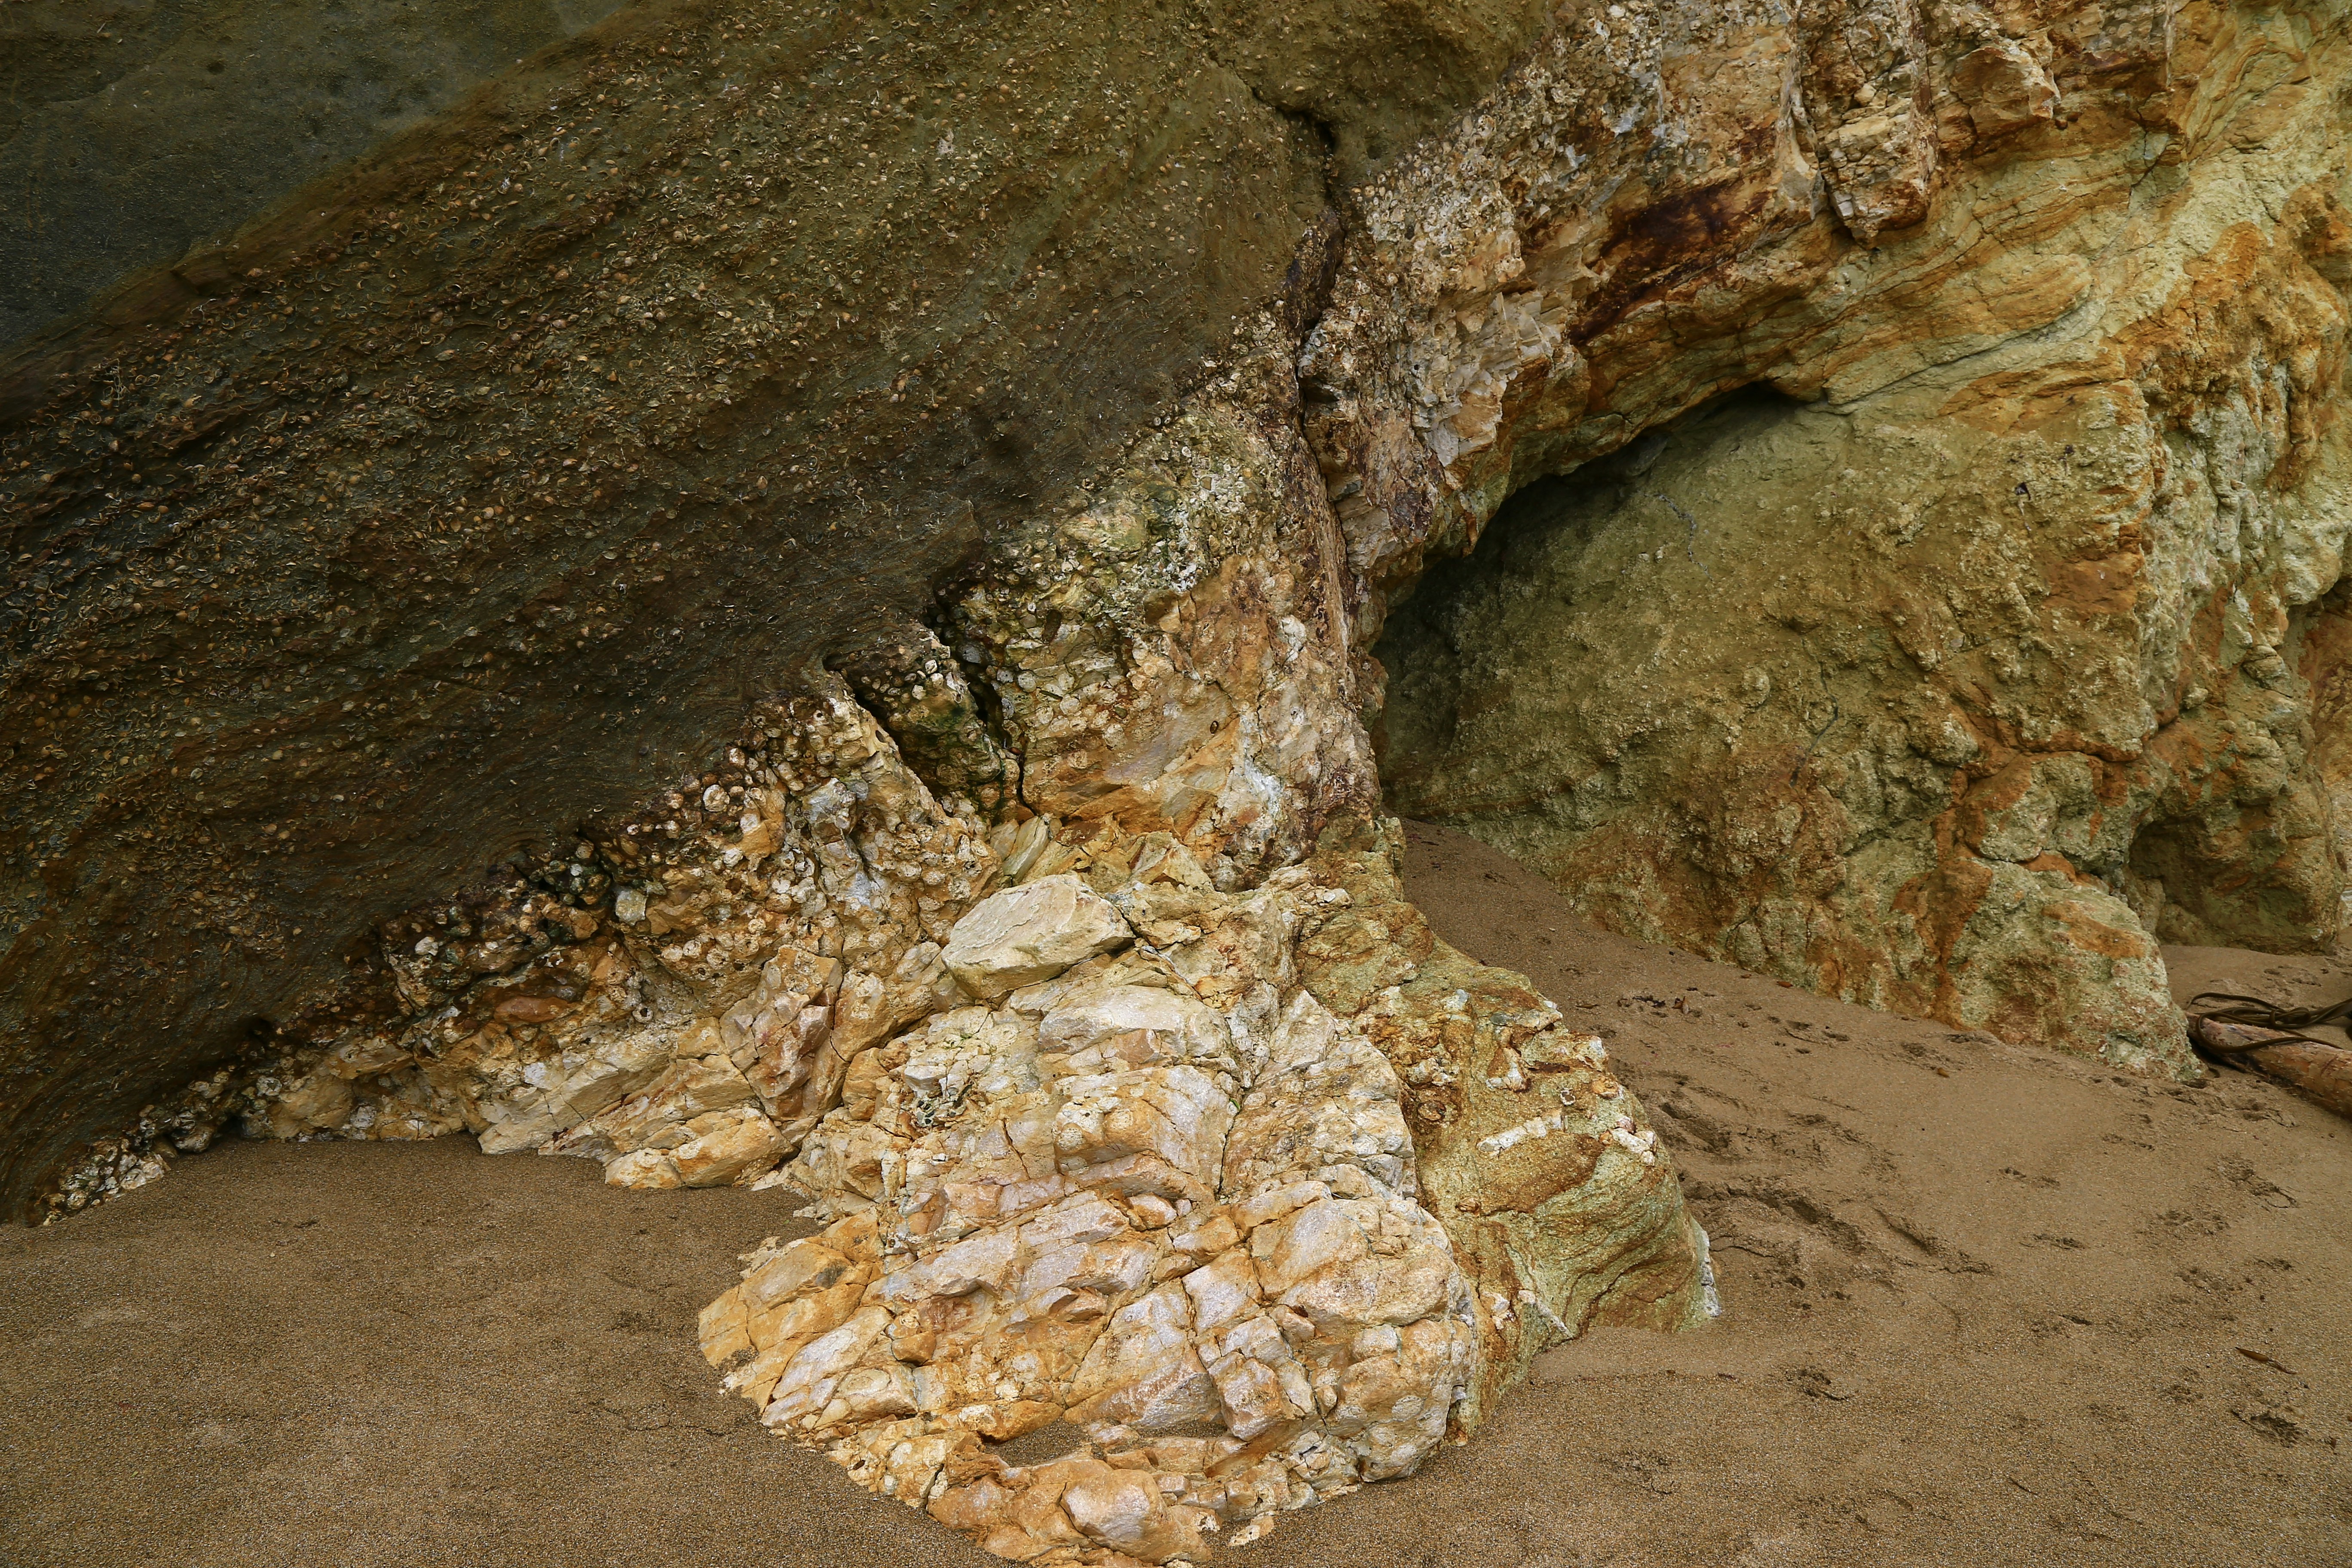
6,0 -> 2350,1559
1343,0 -> 2352,1074
699,842 -> 1698,1561
0,0 -> 1553,1218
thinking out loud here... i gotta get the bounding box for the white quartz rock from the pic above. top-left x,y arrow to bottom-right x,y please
1038,983 -> 1233,1070
942,874 -> 1132,999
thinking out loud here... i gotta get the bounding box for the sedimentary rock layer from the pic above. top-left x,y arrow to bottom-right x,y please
1338,0 -> 2352,1072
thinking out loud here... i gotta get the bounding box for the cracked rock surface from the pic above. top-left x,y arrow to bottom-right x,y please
12,0 -> 2352,1559
697,832 -> 1701,1563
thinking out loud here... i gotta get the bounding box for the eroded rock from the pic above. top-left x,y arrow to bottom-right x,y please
698,830 -> 1703,1562
1312,0 -> 2352,1073
944,878 -> 1135,1001
26,0 -> 2352,1556
165,679 -> 997,1201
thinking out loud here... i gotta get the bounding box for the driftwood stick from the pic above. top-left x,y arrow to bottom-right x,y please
2189,1016 -> 2352,1119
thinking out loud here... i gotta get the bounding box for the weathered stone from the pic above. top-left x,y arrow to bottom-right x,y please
700,830 -> 1702,1560
116,680 -> 997,1212
1037,986 -> 1234,1070
548,1054 -> 756,1165
27,0 -> 2350,1558
943,878 -> 1135,1001
669,1107 -> 790,1189
1295,833 -> 1709,1421
2,0 -> 1519,1220
1317,0 -> 2352,1074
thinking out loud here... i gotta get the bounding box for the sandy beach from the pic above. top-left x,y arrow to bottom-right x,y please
5,823 -> 2345,1568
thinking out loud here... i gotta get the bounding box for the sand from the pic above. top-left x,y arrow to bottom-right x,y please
4,822 -> 2346,1567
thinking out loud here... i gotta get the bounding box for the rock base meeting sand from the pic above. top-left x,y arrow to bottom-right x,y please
4,824 -> 2345,1567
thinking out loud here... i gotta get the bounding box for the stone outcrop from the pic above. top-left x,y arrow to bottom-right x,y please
36,289 -> 1711,1554
697,834 -> 1701,1563
0,0 -> 1550,1219
74,677 -> 1703,1560
198,677 -> 992,1193
37,303 -> 1710,1553
942,877 -> 1133,1000
13,0 -> 2352,1558
1324,0 -> 2352,1073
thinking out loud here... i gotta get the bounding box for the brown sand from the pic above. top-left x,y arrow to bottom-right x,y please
2159,943 -> 2352,1050
4,823 -> 2347,1567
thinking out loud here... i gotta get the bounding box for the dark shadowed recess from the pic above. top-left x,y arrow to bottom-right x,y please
0,0 -> 1561,1217
1372,386 -> 1803,795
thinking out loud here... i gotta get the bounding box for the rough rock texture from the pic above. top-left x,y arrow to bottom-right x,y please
695,830 -> 1700,1563
36,301 -> 1709,1556
1333,0 -> 2352,1072
0,0 -> 1555,1219
84,697 -> 1702,1559
0,0 -> 628,346
40,314 -> 1708,1543
16,0 -> 2352,1557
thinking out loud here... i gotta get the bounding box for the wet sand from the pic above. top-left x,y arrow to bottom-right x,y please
4,823 -> 2346,1567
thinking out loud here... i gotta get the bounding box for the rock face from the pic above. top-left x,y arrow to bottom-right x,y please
0,0 -> 1551,1220
1331,0 -> 2352,1073
0,0 -> 628,346
107,707 -> 1703,1561
153,679 -> 989,1195
39,323 -> 1709,1539
942,877 -> 1133,1000
13,0 -> 2352,1557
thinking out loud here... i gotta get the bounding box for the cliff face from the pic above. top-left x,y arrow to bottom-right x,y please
8,0 -> 2351,1562
1347,0 -> 2352,1072
0,0 -> 1549,1220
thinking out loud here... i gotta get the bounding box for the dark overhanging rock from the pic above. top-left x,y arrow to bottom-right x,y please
0,0 -> 1561,1221
0,0 -> 637,348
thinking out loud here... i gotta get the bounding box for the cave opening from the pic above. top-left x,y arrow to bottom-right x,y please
1366,376 -> 2352,1074
1370,385 -> 1825,958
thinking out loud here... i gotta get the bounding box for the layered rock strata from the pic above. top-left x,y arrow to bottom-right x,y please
1323,0 -> 2352,1072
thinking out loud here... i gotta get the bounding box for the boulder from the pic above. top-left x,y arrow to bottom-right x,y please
707,834 -> 1705,1561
